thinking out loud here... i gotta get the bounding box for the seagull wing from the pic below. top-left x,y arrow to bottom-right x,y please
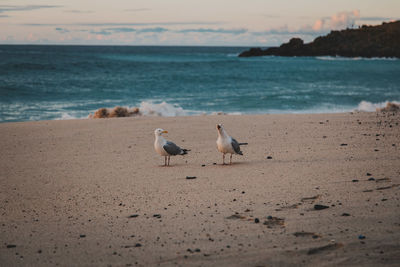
163,141 -> 183,155
231,138 -> 243,155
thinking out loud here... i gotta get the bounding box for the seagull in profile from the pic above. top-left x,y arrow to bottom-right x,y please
216,124 -> 248,165
154,128 -> 189,166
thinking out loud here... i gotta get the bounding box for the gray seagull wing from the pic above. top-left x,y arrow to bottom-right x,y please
231,138 -> 242,154
163,141 -> 183,155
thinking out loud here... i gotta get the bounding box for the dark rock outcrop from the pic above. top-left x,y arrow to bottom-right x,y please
239,21 -> 400,58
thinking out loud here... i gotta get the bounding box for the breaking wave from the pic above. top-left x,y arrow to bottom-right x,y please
138,101 -> 191,116
355,100 -> 400,112
316,56 -> 398,61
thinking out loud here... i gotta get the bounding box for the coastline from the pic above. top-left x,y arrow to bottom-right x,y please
1,112 -> 399,266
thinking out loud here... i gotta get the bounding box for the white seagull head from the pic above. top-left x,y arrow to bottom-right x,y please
154,128 -> 168,136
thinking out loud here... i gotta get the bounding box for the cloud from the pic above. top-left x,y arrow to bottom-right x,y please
89,30 -> 112,36
55,27 -> 69,34
22,21 -> 223,27
0,5 -> 61,14
358,16 -> 397,22
106,27 -> 137,33
179,28 -> 247,35
330,10 -> 360,29
312,19 -> 325,31
138,27 -> 168,33
251,24 -> 323,37
293,10 -> 361,35
82,27 -> 169,36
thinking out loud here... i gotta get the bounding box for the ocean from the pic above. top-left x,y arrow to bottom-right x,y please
1,45 -> 399,122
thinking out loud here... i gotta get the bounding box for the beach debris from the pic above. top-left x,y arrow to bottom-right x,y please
109,106 -> 129,117
314,204 -> 329,210
266,156 -> 273,159
6,244 -> 16,248
92,108 -> 109,118
79,234 -> 86,238
341,213 -> 350,216
254,218 -> 260,223
340,143 -> 348,146
293,232 -> 321,238
89,106 -> 142,119
358,235 -> 366,240
263,216 -> 285,228
186,176 -> 197,180
153,214 -> 162,218
376,102 -> 400,112
352,179 -> 359,182
124,243 -> 142,248
307,242 -> 343,255
277,203 -> 301,211
128,214 -> 139,218
366,173 -> 372,176
226,214 -> 246,220
130,107 -> 140,115
301,195 -> 321,203
368,177 -> 375,181
377,184 -> 399,190
375,177 -> 390,183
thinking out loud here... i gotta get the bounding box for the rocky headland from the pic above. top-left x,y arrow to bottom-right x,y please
239,21 -> 400,58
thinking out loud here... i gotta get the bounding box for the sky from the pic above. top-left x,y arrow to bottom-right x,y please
0,0 -> 399,46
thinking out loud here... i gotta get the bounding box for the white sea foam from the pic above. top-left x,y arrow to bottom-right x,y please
316,56 -> 398,61
355,100 -> 400,112
138,101 -> 189,117
56,113 -> 78,120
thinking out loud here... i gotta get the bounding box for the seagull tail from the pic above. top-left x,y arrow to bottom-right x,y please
181,149 -> 190,155
239,142 -> 248,146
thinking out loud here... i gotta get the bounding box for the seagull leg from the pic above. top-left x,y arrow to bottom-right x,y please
230,154 -> 233,165
168,156 -> 170,166
222,154 -> 225,165
164,156 -> 167,166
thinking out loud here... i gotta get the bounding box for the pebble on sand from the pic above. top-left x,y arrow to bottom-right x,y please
314,204 -> 329,210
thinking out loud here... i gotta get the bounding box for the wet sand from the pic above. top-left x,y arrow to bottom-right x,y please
0,112 -> 399,266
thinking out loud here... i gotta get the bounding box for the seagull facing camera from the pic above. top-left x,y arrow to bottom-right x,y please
216,124 -> 248,165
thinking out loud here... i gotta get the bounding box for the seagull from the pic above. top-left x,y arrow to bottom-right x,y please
216,124 -> 248,165
154,128 -> 189,166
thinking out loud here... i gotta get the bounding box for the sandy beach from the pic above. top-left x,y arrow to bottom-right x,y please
0,111 -> 399,266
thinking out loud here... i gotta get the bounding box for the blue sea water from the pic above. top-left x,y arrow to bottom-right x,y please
0,45 -> 399,122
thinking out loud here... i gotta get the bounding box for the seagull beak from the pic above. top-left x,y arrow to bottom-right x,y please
162,130 -> 168,133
